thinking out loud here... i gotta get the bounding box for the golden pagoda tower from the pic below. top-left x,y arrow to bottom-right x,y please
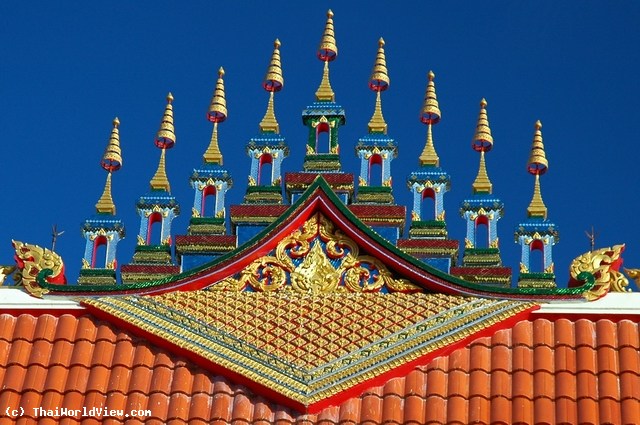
79,118 -> 126,285
516,120 -> 559,288
121,94 -> 181,284
400,71 -> 458,271
451,99 -> 511,286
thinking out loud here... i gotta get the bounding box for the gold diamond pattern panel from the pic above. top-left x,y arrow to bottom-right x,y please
158,290 -> 470,370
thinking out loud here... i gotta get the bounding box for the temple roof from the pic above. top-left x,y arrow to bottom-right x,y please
3,312 -> 640,421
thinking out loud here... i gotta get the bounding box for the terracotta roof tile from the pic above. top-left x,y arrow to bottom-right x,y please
337,398 -> 359,424
4,314 -> 640,424
252,400 -> 274,424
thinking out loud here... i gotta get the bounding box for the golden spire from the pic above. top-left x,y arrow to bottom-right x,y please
204,67 -> 227,164
259,39 -> 284,133
150,147 -> 170,192
318,10 -> 337,61
471,99 -> 494,194
96,118 -> 122,215
527,120 -> 549,218
420,71 -> 441,124
207,67 -> 228,122
419,71 -> 441,166
368,38 -> 389,134
472,98 -> 493,151
315,10 -> 337,102
472,151 -> 492,194
150,95 -> 174,192
155,93 -> 176,148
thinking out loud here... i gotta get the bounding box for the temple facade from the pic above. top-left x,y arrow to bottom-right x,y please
2,10 -> 640,424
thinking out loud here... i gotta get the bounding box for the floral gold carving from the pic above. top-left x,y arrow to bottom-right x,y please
215,213 -> 421,293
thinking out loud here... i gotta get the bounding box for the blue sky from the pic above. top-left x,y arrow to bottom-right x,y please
1,2 -> 639,285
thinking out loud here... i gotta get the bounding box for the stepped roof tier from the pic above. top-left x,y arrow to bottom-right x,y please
2,8 -> 640,423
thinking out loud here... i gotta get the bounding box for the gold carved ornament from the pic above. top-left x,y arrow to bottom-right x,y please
569,244 -> 629,301
12,240 -> 66,298
216,213 -> 420,293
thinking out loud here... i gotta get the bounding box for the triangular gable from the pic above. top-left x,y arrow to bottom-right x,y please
83,291 -> 537,412
20,177 -> 603,300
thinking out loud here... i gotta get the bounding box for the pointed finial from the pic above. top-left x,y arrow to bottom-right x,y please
527,120 -> 548,175
369,38 -> 389,92
472,151 -> 493,194
263,39 -> 284,92
96,118 -> 122,214
207,67 -> 227,123
471,99 -> 493,194
367,38 -> 389,134
472,98 -> 493,152
420,71 -> 441,124
150,147 -> 170,192
101,117 -> 122,172
260,39 -> 283,133
527,120 -> 549,218
155,92 -> 176,149
317,10 -> 337,61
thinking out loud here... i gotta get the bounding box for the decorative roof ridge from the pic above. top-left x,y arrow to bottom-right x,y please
19,176 -> 614,301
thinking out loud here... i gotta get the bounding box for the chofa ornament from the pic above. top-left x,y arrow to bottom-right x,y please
12,240 -> 66,298
569,244 -> 629,301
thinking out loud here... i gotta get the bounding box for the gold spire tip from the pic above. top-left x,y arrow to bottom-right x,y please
369,36 -> 389,92
528,119 -> 548,175
420,70 -> 440,124
318,9 -> 337,61
101,118 -> 122,172
208,67 -> 228,123
263,38 -> 284,92
156,92 -> 176,149
472,98 -> 493,152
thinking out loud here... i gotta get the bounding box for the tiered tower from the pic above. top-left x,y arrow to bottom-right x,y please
121,94 -> 181,283
284,10 -> 354,203
396,72 -> 458,271
450,99 -> 511,286
515,121 -> 559,287
78,118 -> 126,285
175,68 -> 237,269
230,41 -> 289,244
350,38 -> 406,244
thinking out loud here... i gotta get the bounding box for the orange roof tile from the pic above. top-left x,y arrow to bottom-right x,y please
3,314 -> 640,424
